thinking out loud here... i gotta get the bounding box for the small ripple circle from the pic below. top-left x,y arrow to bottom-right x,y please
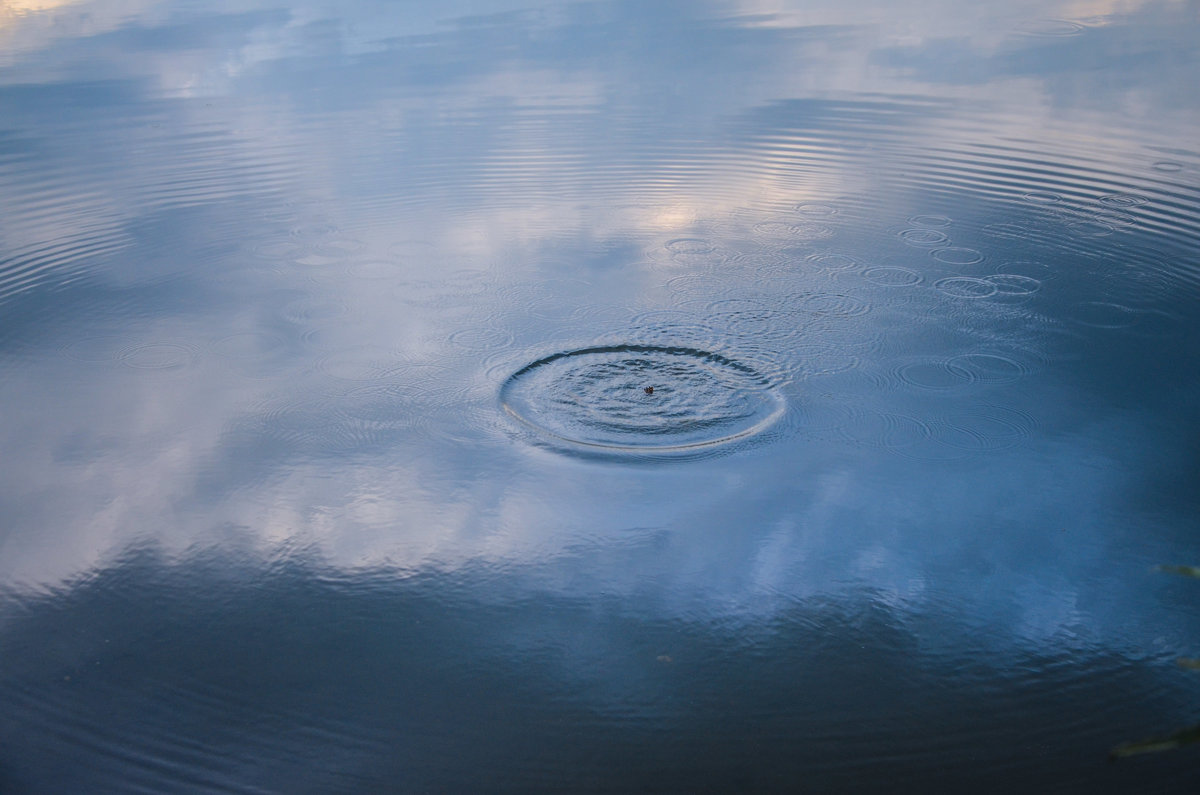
932,247 -> 984,265
899,228 -> 950,247
863,266 -> 922,287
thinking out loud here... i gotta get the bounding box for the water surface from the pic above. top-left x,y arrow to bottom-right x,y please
2,0 -> 1200,791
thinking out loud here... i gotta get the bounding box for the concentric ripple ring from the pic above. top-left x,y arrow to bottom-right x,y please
500,344 -> 786,456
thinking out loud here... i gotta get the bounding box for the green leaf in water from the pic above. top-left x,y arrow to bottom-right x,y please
1177,658 -> 1200,672
1156,565 -> 1200,578
1110,724 -> 1200,760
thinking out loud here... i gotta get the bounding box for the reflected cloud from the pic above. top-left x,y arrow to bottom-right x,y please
0,0 -> 1198,663
2,3 -> 1200,789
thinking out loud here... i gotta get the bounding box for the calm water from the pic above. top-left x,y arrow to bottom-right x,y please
2,1 -> 1200,791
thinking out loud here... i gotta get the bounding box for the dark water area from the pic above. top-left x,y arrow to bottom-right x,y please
2,1 -> 1199,792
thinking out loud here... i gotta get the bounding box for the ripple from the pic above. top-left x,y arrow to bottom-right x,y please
289,221 -> 339,240
346,260 -> 404,280
1098,194 -> 1149,208
280,295 -> 351,324
934,277 -> 998,299
1068,301 -> 1139,329
119,342 -> 197,370
314,346 -> 407,381
1087,209 -> 1137,228
1021,190 -> 1063,204
225,396 -> 333,452
791,349 -> 863,379
799,292 -> 871,317
981,223 -> 1031,240
664,273 -> 729,297
1102,267 -> 1172,303
252,239 -> 310,261
932,247 -> 984,265
908,214 -> 952,228
626,319 -> 725,351
331,383 -> 430,433
210,332 -> 288,360
753,220 -> 835,241
1015,19 -> 1086,37
994,260 -> 1054,281
665,238 -> 717,255
986,274 -> 1042,295
630,309 -> 701,327
837,409 -> 933,451
499,345 -> 785,458
1152,161 -> 1184,173
899,228 -> 949,248
935,405 -> 1036,452
795,202 -> 838,216
1066,220 -> 1114,238
704,297 -> 771,314
312,238 -> 366,257
448,326 -> 515,352
709,309 -> 801,343
396,273 -> 502,310
944,353 -> 1030,383
792,397 -> 858,439
668,249 -> 731,268
863,266 -> 923,287
805,252 -> 861,272
894,359 -> 975,390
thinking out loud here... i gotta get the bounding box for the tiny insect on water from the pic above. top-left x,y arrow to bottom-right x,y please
644,386 -> 654,394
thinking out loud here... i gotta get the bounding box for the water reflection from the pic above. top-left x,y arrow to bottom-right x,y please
1,0 -> 1199,790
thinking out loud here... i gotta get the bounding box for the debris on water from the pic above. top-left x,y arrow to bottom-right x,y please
644,386 -> 654,394
1110,563 -> 1200,759
1110,724 -> 1200,760
1157,564 -> 1200,578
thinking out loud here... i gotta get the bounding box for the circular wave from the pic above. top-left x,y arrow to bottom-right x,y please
499,345 -> 786,458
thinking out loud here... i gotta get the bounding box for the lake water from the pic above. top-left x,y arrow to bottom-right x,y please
2,1 -> 1199,791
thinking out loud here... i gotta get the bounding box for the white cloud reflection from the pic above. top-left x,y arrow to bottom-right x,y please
0,0 -> 1197,662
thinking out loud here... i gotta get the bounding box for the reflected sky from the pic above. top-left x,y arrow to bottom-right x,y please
1,0 -> 1199,790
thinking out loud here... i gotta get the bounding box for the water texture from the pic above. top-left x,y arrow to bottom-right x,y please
1,1 -> 1199,792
